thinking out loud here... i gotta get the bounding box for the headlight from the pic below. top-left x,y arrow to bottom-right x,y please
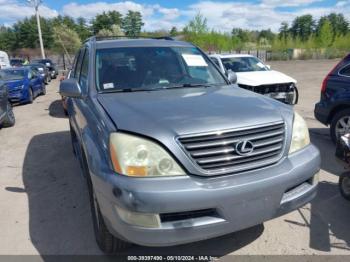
289,112 -> 310,154
14,85 -> 24,90
109,133 -> 185,177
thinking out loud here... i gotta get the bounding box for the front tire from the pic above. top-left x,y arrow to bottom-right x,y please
1,102 -> 15,127
330,109 -> 350,144
41,83 -> 46,95
81,150 -> 130,253
27,88 -> 34,104
339,172 -> 350,201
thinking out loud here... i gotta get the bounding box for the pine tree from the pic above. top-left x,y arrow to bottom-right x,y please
122,11 -> 144,37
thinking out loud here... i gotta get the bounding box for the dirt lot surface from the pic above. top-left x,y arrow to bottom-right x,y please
1,59 -> 350,256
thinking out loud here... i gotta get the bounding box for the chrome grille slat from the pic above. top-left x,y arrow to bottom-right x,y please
253,136 -> 284,147
191,147 -> 235,157
184,129 -> 284,150
201,151 -> 280,170
189,136 -> 284,157
179,123 -> 284,143
178,122 -> 285,175
196,144 -> 282,164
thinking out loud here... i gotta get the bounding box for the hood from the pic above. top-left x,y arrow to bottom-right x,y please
237,70 -> 296,86
5,79 -> 25,89
97,86 -> 291,138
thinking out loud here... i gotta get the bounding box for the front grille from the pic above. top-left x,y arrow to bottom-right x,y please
178,122 -> 285,175
239,83 -> 294,94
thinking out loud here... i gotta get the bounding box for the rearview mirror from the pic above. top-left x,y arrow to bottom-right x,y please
59,78 -> 82,98
227,71 -> 237,84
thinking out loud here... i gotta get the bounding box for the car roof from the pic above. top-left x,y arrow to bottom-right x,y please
1,67 -> 27,71
32,59 -> 52,62
28,63 -> 46,67
95,38 -> 194,49
209,54 -> 255,59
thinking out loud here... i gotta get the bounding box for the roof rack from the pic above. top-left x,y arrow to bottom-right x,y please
84,35 -> 174,44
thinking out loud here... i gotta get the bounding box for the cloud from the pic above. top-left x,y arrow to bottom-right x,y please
261,0 -> 322,7
62,1 -> 154,19
186,1 -> 291,31
60,1 -> 183,31
0,0 -> 349,32
0,0 -> 58,22
184,0 -> 350,32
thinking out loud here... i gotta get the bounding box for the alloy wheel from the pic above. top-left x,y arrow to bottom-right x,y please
335,116 -> 350,139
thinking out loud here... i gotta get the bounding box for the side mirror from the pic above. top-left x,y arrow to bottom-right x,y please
266,65 -> 271,70
227,71 -> 237,84
59,78 -> 82,98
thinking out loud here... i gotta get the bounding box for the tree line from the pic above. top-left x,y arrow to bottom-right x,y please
0,11 -> 349,60
180,12 -> 350,58
0,10 -> 144,54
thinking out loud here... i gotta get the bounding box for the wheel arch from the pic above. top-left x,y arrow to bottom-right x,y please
328,104 -> 350,124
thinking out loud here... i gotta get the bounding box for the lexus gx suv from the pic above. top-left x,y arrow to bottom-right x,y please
60,37 -> 320,253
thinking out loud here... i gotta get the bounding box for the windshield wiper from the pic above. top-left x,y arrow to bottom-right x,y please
100,87 -> 159,93
164,83 -> 217,90
99,83 -> 218,94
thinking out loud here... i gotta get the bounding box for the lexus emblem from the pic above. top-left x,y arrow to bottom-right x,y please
235,140 -> 255,156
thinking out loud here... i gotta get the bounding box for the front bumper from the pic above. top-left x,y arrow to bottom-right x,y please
92,144 -> 320,247
8,89 -> 25,103
50,70 -> 57,78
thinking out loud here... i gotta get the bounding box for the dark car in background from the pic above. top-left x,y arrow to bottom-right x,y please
31,59 -> 58,79
314,54 -> 350,143
0,67 -> 46,104
26,63 -> 51,84
0,81 -> 15,128
10,58 -> 24,67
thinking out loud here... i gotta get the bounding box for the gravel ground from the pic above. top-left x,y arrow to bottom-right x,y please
0,59 -> 349,257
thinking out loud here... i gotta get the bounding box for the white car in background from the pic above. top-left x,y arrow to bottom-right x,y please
209,54 -> 298,104
0,51 -> 10,69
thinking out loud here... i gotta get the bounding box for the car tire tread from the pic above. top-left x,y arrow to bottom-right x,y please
1,102 -> 15,128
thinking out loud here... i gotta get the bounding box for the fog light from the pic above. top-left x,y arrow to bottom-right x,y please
115,206 -> 161,228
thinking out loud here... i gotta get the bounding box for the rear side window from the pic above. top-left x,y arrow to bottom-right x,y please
339,64 -> 350,77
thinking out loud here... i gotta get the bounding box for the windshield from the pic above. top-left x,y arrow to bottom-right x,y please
95,46 -> 227,92
221,56 -> 269,73
32,59 -> 52,66
29,65 -> 44,72
0,69 -> 25,81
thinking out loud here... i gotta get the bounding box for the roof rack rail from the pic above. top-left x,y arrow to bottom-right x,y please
152,36 -> 174,40
83,35 -> 174,43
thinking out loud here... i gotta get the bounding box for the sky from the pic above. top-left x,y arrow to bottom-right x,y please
0,0 -> 348,32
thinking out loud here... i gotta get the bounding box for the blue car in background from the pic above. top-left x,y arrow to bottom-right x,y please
0,67 -> 46,104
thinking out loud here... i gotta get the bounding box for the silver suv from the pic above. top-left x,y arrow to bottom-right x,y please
60,36 -> 320,253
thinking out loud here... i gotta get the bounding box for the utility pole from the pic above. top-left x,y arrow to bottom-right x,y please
27,0 -> 45,59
